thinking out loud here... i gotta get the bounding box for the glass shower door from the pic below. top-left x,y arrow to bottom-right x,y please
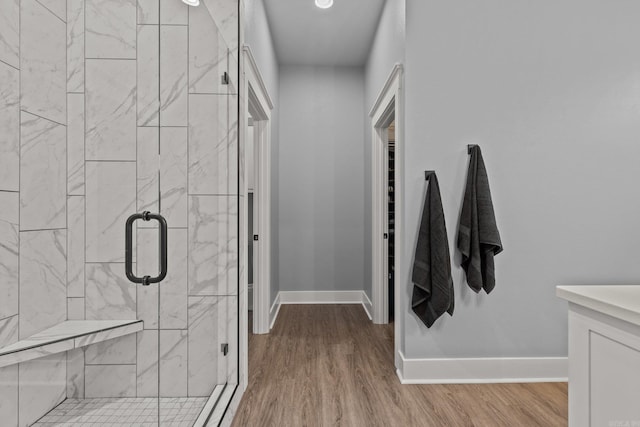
57,0 -> 238,425
0,0 -> 238,425
134,1 -> 240,425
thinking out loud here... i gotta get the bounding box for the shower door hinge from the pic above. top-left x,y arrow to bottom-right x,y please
221,343 -> 229,356
222,72 -> 229,85
253,235 -> 259,241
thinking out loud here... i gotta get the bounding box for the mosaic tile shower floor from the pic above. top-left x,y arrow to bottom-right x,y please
33,397 -> 208,426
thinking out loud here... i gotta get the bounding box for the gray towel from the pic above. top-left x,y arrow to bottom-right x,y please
412,173 -> 454,328
457,146 -> 503,294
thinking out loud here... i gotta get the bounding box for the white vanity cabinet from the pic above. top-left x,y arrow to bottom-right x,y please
557,286 -> 640,427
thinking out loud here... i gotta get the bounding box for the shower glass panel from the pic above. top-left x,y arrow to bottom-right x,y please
0,0 -> 238,426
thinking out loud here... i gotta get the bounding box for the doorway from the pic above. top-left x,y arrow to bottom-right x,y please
370,64 -> 403,367
387,121 -> 396,321
242,48 -> 273,341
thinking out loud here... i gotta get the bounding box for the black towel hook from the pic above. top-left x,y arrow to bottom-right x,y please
425,170 -> 435,180
467,144 -> 478,154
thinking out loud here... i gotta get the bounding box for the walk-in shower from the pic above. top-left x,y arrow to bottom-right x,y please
0,0 -> 240,425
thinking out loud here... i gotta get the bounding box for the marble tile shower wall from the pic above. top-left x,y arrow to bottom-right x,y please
0,0 -> 238,425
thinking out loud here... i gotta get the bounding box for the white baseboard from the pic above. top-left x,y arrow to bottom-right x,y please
361,292 -> 373,320
278,290 -> 365,304
397,351 -> 568,384
269,293 -> 281,330
271,291 -> 373,320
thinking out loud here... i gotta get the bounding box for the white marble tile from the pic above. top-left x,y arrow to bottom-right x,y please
238,195 -> 245,311
202,0 -> 238,59
0,62 -> 19,192
21,0 -> 66,124
86,0 -> 136,59
223,296 -> 238,384
0,316 -> 18,348
137,284 -> 159,331
66,348 -> 84,398
67,196 -> 85,297
73,320 -> 142,347
137,127 -> 160,216
160,229 -> 188,329
67,297 -> 85,320
137,24 -> 159,126
136,329 -> 158,397
0,365 -> 18,427
67,94 -> 85,195
227,48 -> 239,95
85,364 -> 136,398
0,192 -> 19,320
0,0 -> 19,68
160,26 -> 188,126
188,296 -> 219,396
188,196 -> 238,296
160,127 -> 188,228
188,5 -> 228,95
136,228 -> 159,329
86,263 -> 137,320
18,353 -> 66,426
229,94 -> 239,193
188,296 -> 236,396
86,162 -> 136,262
85,334 -> 136,364
0,341 -> 71,369
188,95 -> 232,195
0,321 -> 142,367
38,0 -> 66,21
67,0 -> 85,92
160,329 -> 187,397
237,96 -> 245,193
20,112 -> 67,230
160,0 -> 188,25
0,320 -> 141,355
137,0 -> 159,24
86,59 -> 137,160
19,230 -> 67,339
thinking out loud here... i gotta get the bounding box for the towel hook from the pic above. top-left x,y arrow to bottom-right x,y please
467,144 -> 478,154
425,170 -> 435,180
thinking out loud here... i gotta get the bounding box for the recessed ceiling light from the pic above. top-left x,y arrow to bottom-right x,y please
315,0 -> 333,9
182,0 -> 200,6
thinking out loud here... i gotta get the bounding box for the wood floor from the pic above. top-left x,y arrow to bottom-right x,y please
232,305 -> 568,427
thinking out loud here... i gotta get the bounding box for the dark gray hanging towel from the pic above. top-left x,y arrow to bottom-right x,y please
412,173 -> 454,328
457,145 -> 503,294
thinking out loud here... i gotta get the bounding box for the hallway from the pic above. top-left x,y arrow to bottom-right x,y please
233,305 -> 568,426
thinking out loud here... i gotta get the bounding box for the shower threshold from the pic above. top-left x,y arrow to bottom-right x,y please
33,395 -> 214,426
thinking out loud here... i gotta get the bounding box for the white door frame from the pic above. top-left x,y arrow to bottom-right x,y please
242,46 -> 273,337
370,64 -> 404,366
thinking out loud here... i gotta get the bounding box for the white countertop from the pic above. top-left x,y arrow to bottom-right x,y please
557,285 -> 640,327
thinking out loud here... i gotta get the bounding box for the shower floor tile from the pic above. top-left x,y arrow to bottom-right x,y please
34,397 -> 208,426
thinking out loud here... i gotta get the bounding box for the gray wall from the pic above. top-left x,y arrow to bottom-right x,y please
279,65 -> 365,293
363,0 -> 406,300
403,0 -> 640,358
244,0 -> 281,305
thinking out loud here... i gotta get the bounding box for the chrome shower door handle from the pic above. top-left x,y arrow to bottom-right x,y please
125,211 -> 168,286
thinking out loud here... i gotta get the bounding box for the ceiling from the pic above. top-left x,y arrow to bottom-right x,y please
263,0 -> 386,67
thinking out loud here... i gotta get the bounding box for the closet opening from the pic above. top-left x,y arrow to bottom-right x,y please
387,121 -> 395,322
370,64 -> 403,367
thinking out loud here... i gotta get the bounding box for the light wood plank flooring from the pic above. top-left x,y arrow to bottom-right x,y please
232,305 -> 568,426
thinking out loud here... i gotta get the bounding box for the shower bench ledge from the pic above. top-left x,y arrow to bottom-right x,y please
0,319 -> 143,368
